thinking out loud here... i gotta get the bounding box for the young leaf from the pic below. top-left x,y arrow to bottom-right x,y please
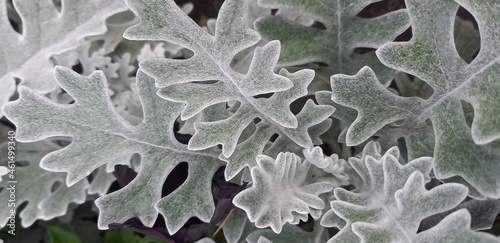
233,152 -> 333,233
303,146 -> 350,187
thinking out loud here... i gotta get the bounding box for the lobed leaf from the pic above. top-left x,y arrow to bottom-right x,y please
255,0 -> 410,84
0,0 -> 128,117
0,141 -> 88,228
2,67 -> 224,234
246,223 -> 329,243
331,0 -> 500,198
233,152 -> 333,233
321,142 -> 497,242
125,0 -> 335,180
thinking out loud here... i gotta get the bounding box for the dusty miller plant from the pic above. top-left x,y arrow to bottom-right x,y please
0,0 -> 499,242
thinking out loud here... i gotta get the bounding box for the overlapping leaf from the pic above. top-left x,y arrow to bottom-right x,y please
303,146 -> 350,187
414,209 -> 500,243
124,0 -> 335,180
321,142 -> 498,242
0,0 -> 128,117
245,223 -> 329,243
0,140 -> 88,228
222,208 -> 259,243
2,67 -> 224,234
419,198 -> 500,231
86,11 -> 140,54
255,0 -> 410,84
233,152 -> 333,233
330,0 -> 500,198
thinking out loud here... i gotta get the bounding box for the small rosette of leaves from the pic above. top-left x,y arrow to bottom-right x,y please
321,142 -> 499,243
233,152 -> 333,233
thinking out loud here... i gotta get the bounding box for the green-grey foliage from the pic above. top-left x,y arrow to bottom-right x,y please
0,0 -> 128,117
0,0 -> 499,242
0,141 -> 88,227
321,142 -> 497,242
255,0 -> 410,84
233,152 -> 334,233
3,68 -> 223,234
124,0 -> 334,180
330,0 -> 500,198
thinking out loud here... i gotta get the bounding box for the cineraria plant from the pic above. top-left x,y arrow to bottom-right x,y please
0,0 -> 499,242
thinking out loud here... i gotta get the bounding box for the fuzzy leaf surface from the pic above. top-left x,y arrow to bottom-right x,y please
321,142 -> 496,242
0,141 -> 88,228
233,152 -> 333,233
255,0 -> 410,83
2,68 -> 223,234
330,0 -> 500,198
0,0 -> 128,117
246,223 -> 329,243
125,0 -> 334,179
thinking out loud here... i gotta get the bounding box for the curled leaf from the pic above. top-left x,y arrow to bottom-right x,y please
233,152 -> 333,233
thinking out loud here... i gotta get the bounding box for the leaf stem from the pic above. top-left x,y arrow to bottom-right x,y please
212,208 -> 235,239
315,72 -> 331,84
